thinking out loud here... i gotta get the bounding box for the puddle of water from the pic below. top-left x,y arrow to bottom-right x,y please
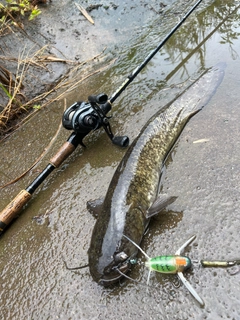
1,0 -> 240,319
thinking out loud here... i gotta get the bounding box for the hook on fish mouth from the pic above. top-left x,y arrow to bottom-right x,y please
99,251 -> 137,285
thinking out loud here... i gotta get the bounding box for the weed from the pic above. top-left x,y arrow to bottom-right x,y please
0,0 -> 41,25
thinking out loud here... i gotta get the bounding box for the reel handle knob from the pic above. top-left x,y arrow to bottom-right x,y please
88,93 -> 108,104
112,136 -> 129,148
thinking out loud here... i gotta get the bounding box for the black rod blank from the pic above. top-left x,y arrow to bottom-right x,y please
109,0 -> 203,104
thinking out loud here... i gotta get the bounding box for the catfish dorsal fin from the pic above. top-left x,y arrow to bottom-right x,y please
146,195 -> 177,218
87,198 -> 104,218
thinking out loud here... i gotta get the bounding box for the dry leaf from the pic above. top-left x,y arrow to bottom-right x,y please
75,3 -> 94,24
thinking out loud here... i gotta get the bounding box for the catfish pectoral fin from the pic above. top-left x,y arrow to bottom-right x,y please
87,197 -> 104,218
146,195 -> 177,218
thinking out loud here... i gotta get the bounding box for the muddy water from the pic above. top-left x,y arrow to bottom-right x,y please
1,0 -> 240,319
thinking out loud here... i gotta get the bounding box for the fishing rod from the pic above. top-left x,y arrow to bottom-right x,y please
0,0 -> 203,235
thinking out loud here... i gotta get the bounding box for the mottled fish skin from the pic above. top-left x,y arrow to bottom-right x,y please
88,63 -> 225,285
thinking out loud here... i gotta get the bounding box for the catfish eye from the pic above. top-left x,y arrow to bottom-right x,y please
114,251 -> 128,263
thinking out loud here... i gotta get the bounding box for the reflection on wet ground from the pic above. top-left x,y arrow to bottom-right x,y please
1,0 -> 240,319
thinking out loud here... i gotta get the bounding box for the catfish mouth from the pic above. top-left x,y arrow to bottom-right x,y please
98,256 -> 131,286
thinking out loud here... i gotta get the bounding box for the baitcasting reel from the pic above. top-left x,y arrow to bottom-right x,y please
62,93 -> 129,148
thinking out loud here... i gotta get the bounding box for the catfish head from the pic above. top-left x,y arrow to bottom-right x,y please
87,195 -> 176,285
88,229 -> 139,286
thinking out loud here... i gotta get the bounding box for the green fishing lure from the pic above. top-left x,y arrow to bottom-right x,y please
146,255 -> 192,274
123,234 -> 205,307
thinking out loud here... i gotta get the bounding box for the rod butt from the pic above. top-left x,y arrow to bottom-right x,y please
0,190 -> 32,235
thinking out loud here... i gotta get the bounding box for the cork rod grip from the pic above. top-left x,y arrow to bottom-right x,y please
50,141 -> 76,168
0,190 -> 32,234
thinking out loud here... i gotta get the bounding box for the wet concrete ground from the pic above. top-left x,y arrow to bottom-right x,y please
1,0 -> 240,319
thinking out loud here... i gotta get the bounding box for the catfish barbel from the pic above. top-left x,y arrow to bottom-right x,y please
88,63 -> 225,285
